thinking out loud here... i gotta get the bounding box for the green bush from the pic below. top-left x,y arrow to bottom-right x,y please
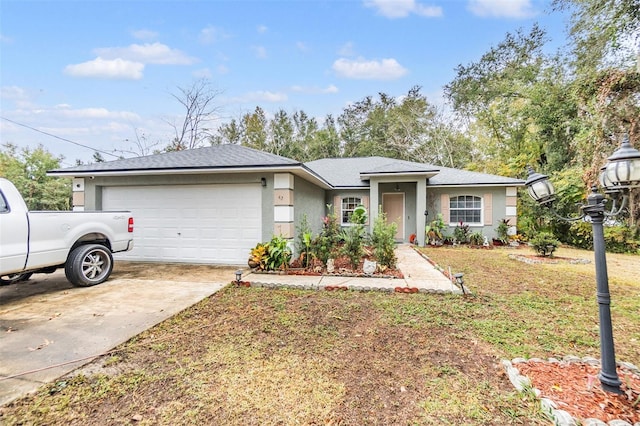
564,222 -> 640,254
371,208 -> 398,268
453,222 -> 471,243
469,232 -> 484,246
530,232 -> 560,257
314,204 -> 341,264
263,235 -> 292,271
340,223 -> 365,270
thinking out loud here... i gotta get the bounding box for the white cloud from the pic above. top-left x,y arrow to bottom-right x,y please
296,41 -> 309,52
64,57 -> 144,80
467,0 -> 537,18
199,25 -> 230,44
216,64 -> 230,74
257,25 -> 268,34
252,45 -> 267,59
52,104 -> 140,121
291,84 -> 339,94
1,86 -> 33,108
333,57 -> 408,80
338,42 -> 356,57
364,0 -> 442,18
94,42 -> 196,65
193,68 -> 213,78
245,91 -> 288,102
131,29 -> 158,40
0,33 -> 13,44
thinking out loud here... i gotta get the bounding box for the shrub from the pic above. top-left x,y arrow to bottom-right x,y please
295,214 -> 314,267
340,223 -> 365,270
371,208 -> 397,268
314,204 -> 341,264
564,221 -> 640,254
263,235 -> 292,270
453,222 -> 471,243
469,232 -> 484,246
495,219 -> 510,244
530,232 -> 560,257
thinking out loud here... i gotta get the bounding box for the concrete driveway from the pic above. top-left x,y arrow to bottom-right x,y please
0,264 -> 233,406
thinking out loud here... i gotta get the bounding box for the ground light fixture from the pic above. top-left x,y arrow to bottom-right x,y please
524,133 -> 640,395
235,269 -> 243,284
453,273 -> 466,295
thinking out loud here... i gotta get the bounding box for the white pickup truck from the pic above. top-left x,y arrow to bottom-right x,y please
0,178 -> 134,287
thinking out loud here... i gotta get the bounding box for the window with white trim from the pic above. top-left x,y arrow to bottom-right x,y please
449,195 -> 482,225
341,197 -> 362,225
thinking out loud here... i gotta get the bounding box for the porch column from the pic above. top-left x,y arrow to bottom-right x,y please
369,179 -> 379,229
416,179 -> 427,246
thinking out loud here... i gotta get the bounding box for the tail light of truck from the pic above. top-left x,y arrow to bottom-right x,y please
128,217 -> 134,233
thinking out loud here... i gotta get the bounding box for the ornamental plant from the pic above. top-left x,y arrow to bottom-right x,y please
371,207 -> 398,268
530,232 -> 560,257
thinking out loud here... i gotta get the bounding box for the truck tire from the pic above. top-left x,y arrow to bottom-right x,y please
65,244 -> 114,287
0,272 -> 33,285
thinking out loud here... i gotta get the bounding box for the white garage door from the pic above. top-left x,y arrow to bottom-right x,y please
103,184 -> 262,265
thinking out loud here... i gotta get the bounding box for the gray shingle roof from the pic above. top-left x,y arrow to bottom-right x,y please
49,144 -> 300,174
304,157 -> 523,187
428,165 -> 524,186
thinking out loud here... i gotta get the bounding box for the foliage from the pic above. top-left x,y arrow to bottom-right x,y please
313,204 -> 342,264
425,213 -> 447,244
258,236 -> 292,271
370,207 -> 398,268
249,243 -> 268,269
495,219 -> 510,243
340,221 -> 366,270
295,214 -> 314,268
529,232 -> 560,257
469,232 -> 485,246
453,222 -> 471,244
565,221 -> 640,253
0,143 -> 71,210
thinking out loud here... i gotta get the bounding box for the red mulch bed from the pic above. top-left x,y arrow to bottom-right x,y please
518,361 -> 640,423
287,254 -> 404,279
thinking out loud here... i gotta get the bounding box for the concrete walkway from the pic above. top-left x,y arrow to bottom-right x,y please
245,244 -> 461,294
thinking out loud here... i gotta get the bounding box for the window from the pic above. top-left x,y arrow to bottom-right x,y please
449,195 -> 482,224
341,197 -> 362,224
0,193 -> 8,213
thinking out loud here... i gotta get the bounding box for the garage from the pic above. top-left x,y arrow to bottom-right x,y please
102,184 -> 262,265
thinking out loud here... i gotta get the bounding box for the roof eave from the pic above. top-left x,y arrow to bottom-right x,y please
426,182 -> 525,188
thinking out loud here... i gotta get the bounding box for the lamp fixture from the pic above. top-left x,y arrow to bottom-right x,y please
524,133 -> 640,395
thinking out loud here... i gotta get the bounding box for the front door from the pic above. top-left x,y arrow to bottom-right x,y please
382,192 -> 405,241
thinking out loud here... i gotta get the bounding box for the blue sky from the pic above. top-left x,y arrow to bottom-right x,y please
0,0 -> 569,165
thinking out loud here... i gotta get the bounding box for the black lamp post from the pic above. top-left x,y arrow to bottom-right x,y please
525,134 -> 640,395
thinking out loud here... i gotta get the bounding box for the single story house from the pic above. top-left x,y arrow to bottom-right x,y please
48,144 -> 524,265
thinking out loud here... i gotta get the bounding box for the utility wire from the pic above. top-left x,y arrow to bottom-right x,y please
0,116 -> 121,159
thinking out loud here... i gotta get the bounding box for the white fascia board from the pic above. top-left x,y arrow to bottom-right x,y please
48,165 -> 334,189
427,183 -> 525,188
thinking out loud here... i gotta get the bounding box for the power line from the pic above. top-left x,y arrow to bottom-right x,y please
0,116 -> 121,159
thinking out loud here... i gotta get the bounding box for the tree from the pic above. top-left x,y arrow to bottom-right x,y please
165,78 -> 222,151
338,86 -> 438,161
0,143 -> 71,210
553,0 -> 640,73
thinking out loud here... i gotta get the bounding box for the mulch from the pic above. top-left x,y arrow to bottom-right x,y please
517,361 -> 640,423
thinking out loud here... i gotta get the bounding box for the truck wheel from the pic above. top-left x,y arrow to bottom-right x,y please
65,244 -> 113,287
0,272 -> 33,285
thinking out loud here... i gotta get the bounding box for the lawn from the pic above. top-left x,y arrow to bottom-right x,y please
1,245 -> 638,425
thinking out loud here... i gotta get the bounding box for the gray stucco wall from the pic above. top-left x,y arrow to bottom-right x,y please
426,186 -> 512,239
293,176 -> 326,237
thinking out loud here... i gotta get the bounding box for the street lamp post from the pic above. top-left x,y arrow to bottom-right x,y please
525,134 -> 640,395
